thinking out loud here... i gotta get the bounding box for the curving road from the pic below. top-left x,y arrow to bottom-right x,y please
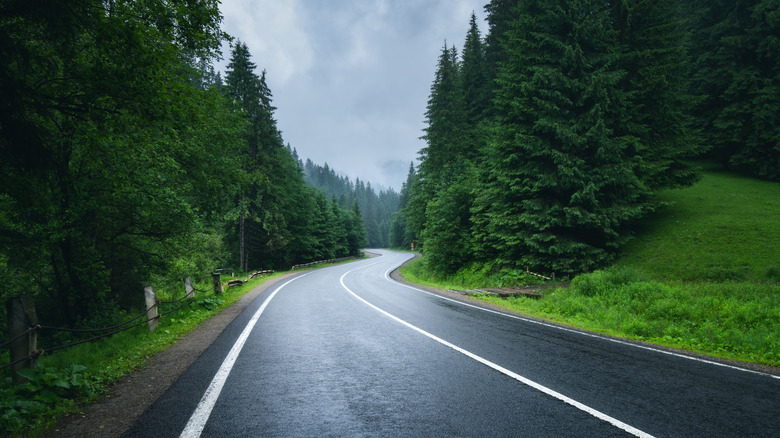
123,250 -> 779,437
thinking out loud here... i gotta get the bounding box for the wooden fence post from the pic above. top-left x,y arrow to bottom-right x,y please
184,276 -> 195,300
144,286 -> 159,332
212,272 -> 222,295
6,295 -> 38,385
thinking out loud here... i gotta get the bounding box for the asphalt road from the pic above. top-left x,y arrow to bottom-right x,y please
123,250 -> 779,437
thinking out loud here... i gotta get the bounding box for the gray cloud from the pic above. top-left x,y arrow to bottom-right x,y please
217,0 -> 488,190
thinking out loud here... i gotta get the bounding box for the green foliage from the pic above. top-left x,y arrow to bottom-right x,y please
401,256 -> 546,290
0,365 -> 95,435
0,0 -> 240,326
401,0 -> 705,277
347,199 -> 369,255
474,0 -> 653,275
221,43 -> 363,269
610,0 -> 702,189
405,256 -> 779,367
0,272 -> 285,436
685,0 -> 780,180
302,160 -> 400,248
422,164 -> 477,274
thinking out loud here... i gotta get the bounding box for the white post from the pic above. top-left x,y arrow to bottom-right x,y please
184,276 -> 195,299
144,286 -> 159,332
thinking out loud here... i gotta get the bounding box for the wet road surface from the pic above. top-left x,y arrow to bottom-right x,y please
123,250 -> 779,437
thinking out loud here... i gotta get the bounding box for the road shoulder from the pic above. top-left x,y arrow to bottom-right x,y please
45,272 -> 301,438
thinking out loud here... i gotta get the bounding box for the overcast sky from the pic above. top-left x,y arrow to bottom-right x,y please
216,0 -> 489,191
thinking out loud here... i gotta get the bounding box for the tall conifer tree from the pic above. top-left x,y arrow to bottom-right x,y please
461,13 -> 490,139
687,0 -> 780,179
475,0 -> 648,274
611,0 -> 701,189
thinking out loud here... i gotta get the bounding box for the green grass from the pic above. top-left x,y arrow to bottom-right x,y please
614,168 -> 780,283
1,272 -> 286,436
400,167 -> 780,368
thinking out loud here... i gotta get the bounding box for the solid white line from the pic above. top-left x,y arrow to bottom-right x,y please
382,257 -> 780,380
340,264 -> 655,438
179,273 -> 310,438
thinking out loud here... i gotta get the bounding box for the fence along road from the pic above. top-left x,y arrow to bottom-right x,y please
123,249 -> 779,437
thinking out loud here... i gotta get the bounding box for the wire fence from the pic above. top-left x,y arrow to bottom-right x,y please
0,268 -> 278,373
291,256 -> 356,270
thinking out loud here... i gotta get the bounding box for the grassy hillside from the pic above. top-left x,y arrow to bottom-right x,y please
400,167 -> 780,367
615,164 -> 779,283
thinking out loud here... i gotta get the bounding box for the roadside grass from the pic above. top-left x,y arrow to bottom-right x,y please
399,167 -> 780,368
1,271 -> 286,436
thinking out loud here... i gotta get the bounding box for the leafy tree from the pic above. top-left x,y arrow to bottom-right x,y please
0,0 -> 234,324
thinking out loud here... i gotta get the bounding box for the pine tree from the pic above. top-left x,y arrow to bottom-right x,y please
610,0 -> 701,189
346,199 -> 368,256
687,0 -> 780,179
422,160 -> 477,273
390,162 -> 417,248
225,41 -> 263,156
419,43 -> 467,184
475,0 -> 649,275
483,0 -> 518,118
461,12 -> 490,140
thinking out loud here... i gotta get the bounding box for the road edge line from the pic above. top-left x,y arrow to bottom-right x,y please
340,263 -> 655,438
382,255 -> 780,380
179,272 -> 310,438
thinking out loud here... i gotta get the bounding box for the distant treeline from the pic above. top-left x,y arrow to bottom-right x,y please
301,159 -> 400,249
0,2 -> 372,328
393,0 -> 779,277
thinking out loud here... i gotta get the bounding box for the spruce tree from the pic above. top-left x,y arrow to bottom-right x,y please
687,0 -> 780,179
419,43 -> 467,184
422,161 -> 477,274
484,0 -> 517,100
347,199 -> 368,255
611,0 -> 701,189
475,0 -> 648,275
460,12 -> 490,140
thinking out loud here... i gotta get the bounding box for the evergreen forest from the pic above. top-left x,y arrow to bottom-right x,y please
301,159 -> 400,249
0,1 -> 377,330
392,0 -> 780,277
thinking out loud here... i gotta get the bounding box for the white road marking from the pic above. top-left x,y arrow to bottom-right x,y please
381,254 -> 780,380
340,263 -> 655,438
180,273 -> 310,438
